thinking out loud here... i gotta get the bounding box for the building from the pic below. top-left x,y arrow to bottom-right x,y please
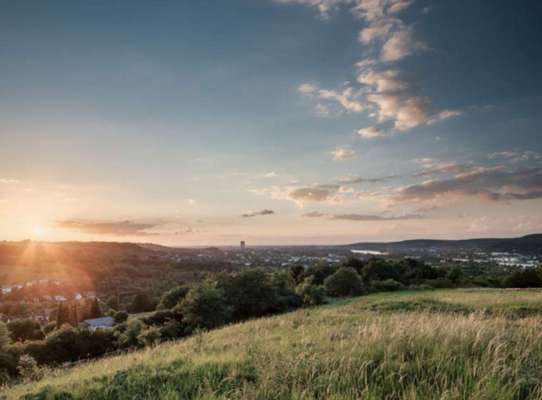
79,316 -> 114,331
240,240 -> 246,250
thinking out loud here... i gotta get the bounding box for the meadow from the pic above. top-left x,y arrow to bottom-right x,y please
5,288 -> 542,399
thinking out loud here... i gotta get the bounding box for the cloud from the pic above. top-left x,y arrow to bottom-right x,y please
358,126 -> 384,139
290,185 -> 339,202
298,82 -> 318,94
357,69 -> 406,93
331,147 -> 356,160
489,150 -> 542,163
57,219 -> 158,236
318,87 -> 364,113
302,211 -> 326,217
241,209 -> 275,218
413,161 -> 475,177
394,166 -> 542,203
0,178 -> 20,184
288,0 -> 463,132
302,211 -> 425,220
365,92 -> 460,131
339,174 -> 396,184
380,26 -> 425,62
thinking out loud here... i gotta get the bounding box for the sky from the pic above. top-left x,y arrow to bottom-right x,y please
0,0 -> 541,245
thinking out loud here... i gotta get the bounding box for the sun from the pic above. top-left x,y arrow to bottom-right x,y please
31,224 -> 46,238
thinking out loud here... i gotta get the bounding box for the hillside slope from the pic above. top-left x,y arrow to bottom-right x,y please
6,289 -> 542,399
346,233 -> 542,254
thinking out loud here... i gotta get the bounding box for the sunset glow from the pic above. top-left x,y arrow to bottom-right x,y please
0,1 -> 540,245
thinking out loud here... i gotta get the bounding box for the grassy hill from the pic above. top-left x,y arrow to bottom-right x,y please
5,289 -> 542,399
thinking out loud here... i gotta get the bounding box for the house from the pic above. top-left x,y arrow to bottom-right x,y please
79,316 -> 114,331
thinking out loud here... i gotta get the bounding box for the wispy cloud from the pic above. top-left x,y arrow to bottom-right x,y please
0,178 -> 20,184
288,0 -> 461,132
241,209 -> 275,218
331,147 -> 356,160
394,166 -> 542,203
302,211 -> 425,221
56,219 -> 158,236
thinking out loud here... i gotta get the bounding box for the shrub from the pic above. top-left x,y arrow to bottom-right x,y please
129,293 -> 156,313
114,311 -> 129,324
157,285 -> 189,310
7,320 -> 44,342
143,310 -> 176,326
324,267 -> 364,297
296,278 -> 327,306
304,264 -> 337,285
137,326 -> 161,347
179,283 -> 232,331
504,269 -> 542,288
159,320 -> 186,341
0,322 -> 9,350
116,319 -> 146,349
17,354 -> 45,382
371,279 -> 405,292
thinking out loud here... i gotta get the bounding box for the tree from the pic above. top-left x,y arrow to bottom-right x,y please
289,265 -> 305,285
303,264 -> 337,285
324,267 -> 364,297
129,293 -> 156,313
157,285 -> 189,310
106,296 -> 119,311
56,302 -> 71,328
504,269 -> 542,288
7,320 -> 44,342
342,257 -> 365,275
179,283 -> 232,331
296,278 -> 327,306
113,311 -> 128,324
88,298 -> 103,319
0,322 -> 9,350
446,267 -> 464,285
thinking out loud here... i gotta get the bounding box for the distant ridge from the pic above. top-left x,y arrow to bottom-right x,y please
345,234 -> 542,254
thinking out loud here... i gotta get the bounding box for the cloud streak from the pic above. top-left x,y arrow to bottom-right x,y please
57,219 -> 158,236
241,209 -> 275,218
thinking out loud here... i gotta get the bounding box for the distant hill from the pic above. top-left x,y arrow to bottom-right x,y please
345,234 -> 542,254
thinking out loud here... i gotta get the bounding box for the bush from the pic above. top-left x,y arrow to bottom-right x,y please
7,320 -> 44,342
324,267 -> 364,297
303,264 -> 337,285
137,326 -> 161,347
116,319 -> 146,349
143,310 -> 176,326
129,293 -> 156,313
296,278 -> 327,306
179,283 -> 232,331
114,311 -> 129,324
157,285 -> 190,310
0,322 -> 9,350
216,268 -> 297,321
17,354 -> 45,382
159,320 -> 186,341
371,279 -> 405,292
504,269 -> 542,288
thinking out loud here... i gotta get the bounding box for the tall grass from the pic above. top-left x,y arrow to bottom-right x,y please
5,289 -> 542,399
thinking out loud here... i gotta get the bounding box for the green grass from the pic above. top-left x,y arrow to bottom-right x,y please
5,289 -> 542,399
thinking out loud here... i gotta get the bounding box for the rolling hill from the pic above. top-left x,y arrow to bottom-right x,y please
345,233 -> 542,254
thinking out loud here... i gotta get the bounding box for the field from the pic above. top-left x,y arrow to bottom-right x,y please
5,289 -> 542,399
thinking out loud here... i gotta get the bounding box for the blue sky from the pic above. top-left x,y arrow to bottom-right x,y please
0,0 -> 541,245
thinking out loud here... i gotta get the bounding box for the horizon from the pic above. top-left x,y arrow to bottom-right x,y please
1,1 -> 541,245
4,232 -> 541,249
